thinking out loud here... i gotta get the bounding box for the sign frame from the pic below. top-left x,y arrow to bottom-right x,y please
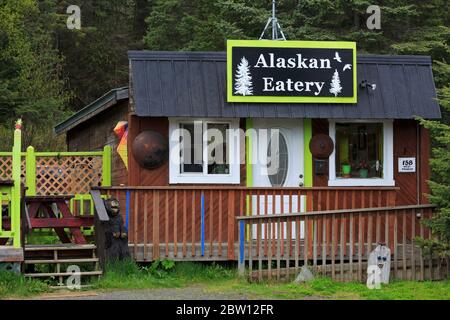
227,40 -> 357,104
398,157 -> 416,173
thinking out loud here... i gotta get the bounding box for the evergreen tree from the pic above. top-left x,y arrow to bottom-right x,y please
417,80 -> 450,258
0,0 -> 69,150
329,69 -> 342,97
234,57 -> 253,96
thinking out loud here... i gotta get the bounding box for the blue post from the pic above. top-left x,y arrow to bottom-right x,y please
239,220 -> 245,276
201,192 -> 205,257
125,190 -> 130,229
239,220 -> 245,263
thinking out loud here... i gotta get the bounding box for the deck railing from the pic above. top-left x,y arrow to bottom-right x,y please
236,204 -> 448,282
94,186 -> 399,262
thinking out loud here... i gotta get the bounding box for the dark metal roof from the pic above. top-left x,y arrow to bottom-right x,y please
54,87 -> 129,134
128,51 -> 441,119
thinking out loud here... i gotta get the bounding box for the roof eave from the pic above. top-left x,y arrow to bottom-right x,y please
54,87 -> 129,135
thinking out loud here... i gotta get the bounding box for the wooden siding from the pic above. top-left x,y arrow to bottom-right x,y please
67,101 -> 129,186
128,116 -> 248,187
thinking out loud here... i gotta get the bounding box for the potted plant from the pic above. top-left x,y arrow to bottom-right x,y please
356,160 -> 370,178
341,162 -> 351,176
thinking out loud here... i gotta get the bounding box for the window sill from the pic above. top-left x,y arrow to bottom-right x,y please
169,175 -> 240,185
328,179 -> 395,187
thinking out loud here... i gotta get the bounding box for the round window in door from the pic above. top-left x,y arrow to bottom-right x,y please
267,132 -> 289,187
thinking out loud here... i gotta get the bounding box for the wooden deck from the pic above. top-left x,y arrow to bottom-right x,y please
236,204 -> 448,282
88,187 -> 447,283
94,186 -> 399,262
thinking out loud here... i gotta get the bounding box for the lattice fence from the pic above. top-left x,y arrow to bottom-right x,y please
0,155 -> 26,184
35,155 -> 103,195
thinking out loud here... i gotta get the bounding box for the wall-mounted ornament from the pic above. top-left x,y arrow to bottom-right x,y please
309,134 -> 334,159
114,121 -> 128,169
132,130 -> 168,170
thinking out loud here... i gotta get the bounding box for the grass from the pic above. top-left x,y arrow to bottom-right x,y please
204,276 -> 450,300
0,271 -> 50,299
93,260 -> 236,290
1,260 -> 449,300
93,261 -> 450,300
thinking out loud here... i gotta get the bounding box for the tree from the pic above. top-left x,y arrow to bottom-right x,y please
416,80 -> 450,258
234,57 -> 253,96
0,0 -> 69,150
329,69 -> 342,97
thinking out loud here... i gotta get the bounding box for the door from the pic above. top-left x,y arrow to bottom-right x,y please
251,119 -> 306,239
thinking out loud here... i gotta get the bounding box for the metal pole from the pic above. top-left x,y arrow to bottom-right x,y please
259,0 -> 286,41
272,0 -> 276,40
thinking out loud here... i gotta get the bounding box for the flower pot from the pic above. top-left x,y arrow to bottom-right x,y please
342,164 -> 351,175
359,169 -> 368,178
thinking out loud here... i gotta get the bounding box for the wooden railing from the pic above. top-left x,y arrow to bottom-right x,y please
236,204 -> 448,282
90,190 -> 110,272
93,186 -> 398,262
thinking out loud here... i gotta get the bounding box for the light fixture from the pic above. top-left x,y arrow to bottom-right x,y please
360,80 -> 377,90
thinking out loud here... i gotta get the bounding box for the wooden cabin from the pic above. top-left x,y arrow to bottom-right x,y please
55,49 -> 442,271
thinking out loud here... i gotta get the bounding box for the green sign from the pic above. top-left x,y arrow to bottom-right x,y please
227,40 -> 357,104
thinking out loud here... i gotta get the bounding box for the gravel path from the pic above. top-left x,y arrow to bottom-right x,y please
37,286 -> 252,300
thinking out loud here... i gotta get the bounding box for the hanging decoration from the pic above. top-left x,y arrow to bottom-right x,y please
114,121 -> 129,169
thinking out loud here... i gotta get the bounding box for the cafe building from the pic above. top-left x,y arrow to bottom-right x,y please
55,40 -> 441,262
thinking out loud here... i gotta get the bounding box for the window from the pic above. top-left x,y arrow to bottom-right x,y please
169,119 -> 240,184
267,132 -> 289,187
328,120 -> 394,187
180,123 -> 203,173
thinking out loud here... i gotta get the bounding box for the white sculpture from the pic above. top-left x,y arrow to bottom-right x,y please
367,244 -> 391,288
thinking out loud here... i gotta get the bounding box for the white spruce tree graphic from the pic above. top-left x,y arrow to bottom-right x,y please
234,57 -> 253,96
329,69 -> 343,97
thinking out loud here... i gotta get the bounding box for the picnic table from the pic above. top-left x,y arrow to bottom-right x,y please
25,195 -> 94,244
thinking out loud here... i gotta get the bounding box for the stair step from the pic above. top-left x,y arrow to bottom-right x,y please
25,271 -> 103,278
49,285 -> 94,290
24,258 -> 99,264
25,244 -> 96,251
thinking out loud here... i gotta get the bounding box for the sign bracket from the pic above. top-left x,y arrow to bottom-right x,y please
259,0 -> 286,41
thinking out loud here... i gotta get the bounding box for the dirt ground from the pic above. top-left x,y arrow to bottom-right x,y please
29,285 -> 326,300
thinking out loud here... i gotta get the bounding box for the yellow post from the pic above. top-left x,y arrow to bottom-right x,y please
25,146 -> 36,196
11,119 -> 22,248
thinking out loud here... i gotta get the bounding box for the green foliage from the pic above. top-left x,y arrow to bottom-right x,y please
417,78 -> 450,258
143,259 -> 176,278
53,0 -> 142,110
95,260 -> 236,290
143,0 -> 449,58
0,271 -> 49,298
0,0 -> 69,150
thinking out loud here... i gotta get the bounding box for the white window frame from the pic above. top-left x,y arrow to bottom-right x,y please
169,118 -> 240,184
328,119 -> 395,187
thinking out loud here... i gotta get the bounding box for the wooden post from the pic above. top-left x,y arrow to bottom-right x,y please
91,190 -> 110,273
153,191 -> 160,260
25,146 -> 36,196
102,146 -> 112,187
12,120 -> 22,248
238,220 -> 245,276
228,190 -> 235,260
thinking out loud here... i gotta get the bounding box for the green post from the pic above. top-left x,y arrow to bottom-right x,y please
245,119 -> 253,240
25,146 -> 36,196
12,120 -> 22,248
304,119 -> 313,212
303,119 -> 313,188
102,145 -> 112,187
